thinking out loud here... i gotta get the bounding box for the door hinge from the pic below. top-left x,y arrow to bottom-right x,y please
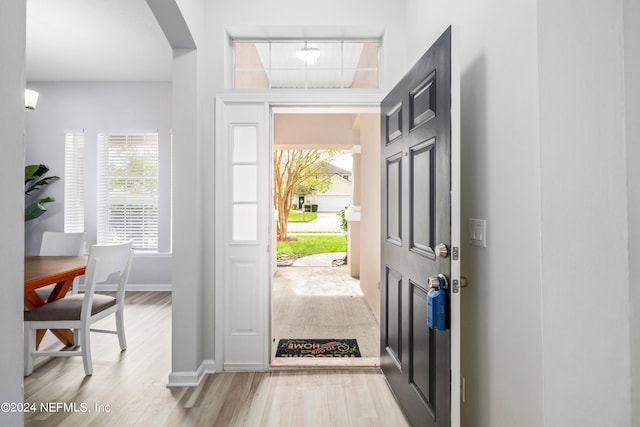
461,375 -> 466,403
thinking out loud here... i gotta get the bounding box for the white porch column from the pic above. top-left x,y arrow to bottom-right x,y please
347,145 -> 361,278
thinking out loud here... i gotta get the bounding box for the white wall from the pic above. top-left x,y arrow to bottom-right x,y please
24,82 -> 173,287
537,1 -> 631,425
169,47 -> 206,377
404,1 -> 544,426
0,1 -> 26,425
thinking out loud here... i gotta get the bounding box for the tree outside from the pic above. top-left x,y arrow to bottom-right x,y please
273,149 -> 338,240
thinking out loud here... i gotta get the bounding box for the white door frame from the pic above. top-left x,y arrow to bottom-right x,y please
214,92 -> 384,370
214,92 -> 384,371
450,27 -> 461,427
214,86 -> 461,426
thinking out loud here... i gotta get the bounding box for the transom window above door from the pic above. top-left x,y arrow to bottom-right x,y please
233,40 -> 379,89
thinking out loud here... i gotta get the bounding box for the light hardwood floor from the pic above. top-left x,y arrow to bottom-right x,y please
24,292 -> 408,426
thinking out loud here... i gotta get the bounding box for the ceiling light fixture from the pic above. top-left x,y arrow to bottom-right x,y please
296,42 -> 320,65
25,89 -> 39,110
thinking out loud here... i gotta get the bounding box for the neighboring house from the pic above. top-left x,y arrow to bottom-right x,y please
298,164 -> 353,212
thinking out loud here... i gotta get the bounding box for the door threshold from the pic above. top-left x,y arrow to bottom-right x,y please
270,357 -> 380,370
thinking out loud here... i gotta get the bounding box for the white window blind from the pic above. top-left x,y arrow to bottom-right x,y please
97,132 -> 159,250
64,131 -> 85,233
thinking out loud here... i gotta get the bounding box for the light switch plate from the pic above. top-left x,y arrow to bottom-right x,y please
468,218 -> 487,247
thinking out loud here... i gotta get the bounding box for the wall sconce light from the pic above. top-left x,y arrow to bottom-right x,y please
296,42 -> 320,65
25,89 -> 39,110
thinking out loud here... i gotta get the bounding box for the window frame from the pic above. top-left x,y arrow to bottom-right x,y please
96,131 -> 160,251
233,39 -> 380,89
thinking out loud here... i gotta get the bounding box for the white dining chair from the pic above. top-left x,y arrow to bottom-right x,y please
24,240 -> 134,376
36,231 -> 86,299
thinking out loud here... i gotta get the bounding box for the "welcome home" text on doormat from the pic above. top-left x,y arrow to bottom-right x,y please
275,339 -> 361,357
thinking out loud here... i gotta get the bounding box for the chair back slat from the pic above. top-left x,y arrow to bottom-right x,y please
40,232 -> 86,256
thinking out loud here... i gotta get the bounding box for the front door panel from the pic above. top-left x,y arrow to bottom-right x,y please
381,28 -> 452,427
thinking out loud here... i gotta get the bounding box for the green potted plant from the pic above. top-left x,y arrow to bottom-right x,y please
25,164 -> 59,221
334,205 -> 349,265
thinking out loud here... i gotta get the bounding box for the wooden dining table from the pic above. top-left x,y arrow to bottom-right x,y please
24,256 -> 88,348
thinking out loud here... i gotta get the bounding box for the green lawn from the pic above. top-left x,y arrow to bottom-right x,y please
288,210 -> 317,222
277,235 -> 347,259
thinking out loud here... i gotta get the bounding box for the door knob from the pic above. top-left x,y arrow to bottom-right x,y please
434,243 -> 448,258
428,273 -> 449,290
428,276 -> 440,289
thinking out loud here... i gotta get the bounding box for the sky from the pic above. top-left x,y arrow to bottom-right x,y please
330,152 -> 352,172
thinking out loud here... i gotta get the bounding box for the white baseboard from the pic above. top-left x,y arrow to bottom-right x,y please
165,360 -> 268,387
166,359 -> 216,387
77,284 -> 173,292
223,362 -> 267,372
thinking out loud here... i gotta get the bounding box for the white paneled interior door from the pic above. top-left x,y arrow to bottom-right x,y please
215,99 -> 270,371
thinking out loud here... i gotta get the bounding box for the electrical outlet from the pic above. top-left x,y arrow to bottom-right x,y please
468,218 -> 487,247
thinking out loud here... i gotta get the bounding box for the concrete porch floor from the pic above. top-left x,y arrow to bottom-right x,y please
271,257 -> 380,363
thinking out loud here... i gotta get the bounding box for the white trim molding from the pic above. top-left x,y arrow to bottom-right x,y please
166,359 -> 216,388
449,25 -> 462,427
217,90 -> 383,106
78,284 -> 173,292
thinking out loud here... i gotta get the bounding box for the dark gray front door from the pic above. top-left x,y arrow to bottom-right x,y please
380,27 -> 452,427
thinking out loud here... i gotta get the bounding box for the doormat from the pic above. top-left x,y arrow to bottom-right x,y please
275,339 -> 361,358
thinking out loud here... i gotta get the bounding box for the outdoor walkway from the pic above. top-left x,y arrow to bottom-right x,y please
287,212 -> 343,234
291,252 -> 346,267
272,262 -> 380,360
